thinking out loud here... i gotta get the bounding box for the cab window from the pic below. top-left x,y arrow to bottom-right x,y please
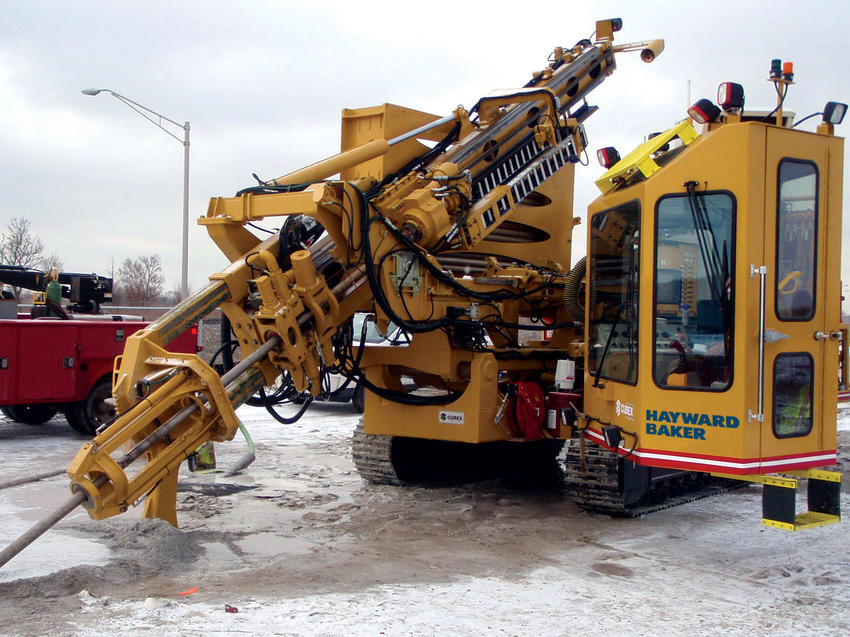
588,201 -> 640,385
653,192 -> 735,390
773,353 -> 814,437
776,160 -> 818,321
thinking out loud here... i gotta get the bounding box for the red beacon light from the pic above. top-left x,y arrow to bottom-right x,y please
687,98 -> 721,125
717,82 -> 745,112
783,61 -> 794,81
597,146 -> 620,169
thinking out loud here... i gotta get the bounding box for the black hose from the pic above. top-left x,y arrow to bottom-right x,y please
792,112 -> 823,128
260,387 -> 313,424
762,83 -> 789,123
357,189 -> 448,334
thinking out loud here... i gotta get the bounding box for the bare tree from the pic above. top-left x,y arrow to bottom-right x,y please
116,254 -> 165,306
0,217 -> 45,300
163,282 -> 189,306
41,251 -> 64,273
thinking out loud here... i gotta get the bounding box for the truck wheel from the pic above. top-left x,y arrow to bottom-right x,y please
352,382 -> 365,413
4,404 -> 58,425
64,407 -> 89,435
65,379 -> 115,435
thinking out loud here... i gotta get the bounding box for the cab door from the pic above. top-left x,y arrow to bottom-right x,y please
759,127 -> 838,468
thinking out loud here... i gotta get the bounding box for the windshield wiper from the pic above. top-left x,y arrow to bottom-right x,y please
593,309 -> 623,388
685,181 -> 728,305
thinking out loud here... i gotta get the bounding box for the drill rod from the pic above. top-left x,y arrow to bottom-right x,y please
0,335 -> 281,570
0,469 -> 66,491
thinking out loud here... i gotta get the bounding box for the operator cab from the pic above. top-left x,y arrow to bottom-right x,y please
583,72 -> 845,528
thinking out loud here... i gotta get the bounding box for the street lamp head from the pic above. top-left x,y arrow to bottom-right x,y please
81,88 -> 102,96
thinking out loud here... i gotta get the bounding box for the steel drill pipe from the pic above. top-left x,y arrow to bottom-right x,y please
0,335 -> 281,570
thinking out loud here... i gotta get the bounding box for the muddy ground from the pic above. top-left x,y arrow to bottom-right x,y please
1,404 -> 849,636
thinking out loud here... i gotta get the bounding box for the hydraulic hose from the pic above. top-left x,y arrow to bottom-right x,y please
563,256 -> 586,323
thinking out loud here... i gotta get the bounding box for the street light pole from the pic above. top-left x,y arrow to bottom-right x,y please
82,88 -> 190,299
181,121 -> 190,301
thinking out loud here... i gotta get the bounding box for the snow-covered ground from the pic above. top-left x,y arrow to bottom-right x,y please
0,405 -> 848,636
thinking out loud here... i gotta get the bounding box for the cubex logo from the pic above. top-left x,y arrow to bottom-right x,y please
616,400 -> 635,419
439,411 -> 465,425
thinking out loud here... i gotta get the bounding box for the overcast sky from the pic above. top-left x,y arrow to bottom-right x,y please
2,0 -> 849,304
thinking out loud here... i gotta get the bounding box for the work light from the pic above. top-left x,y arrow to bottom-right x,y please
687,99 -> 720,125
823,101 -> 847,125
597,147 -> 620,168
717,82 -> 745,112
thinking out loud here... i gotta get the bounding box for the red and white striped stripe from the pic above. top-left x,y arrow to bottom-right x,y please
584,428 -> 837,475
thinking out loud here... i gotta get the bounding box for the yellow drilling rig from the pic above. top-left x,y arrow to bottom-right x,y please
2,17 -> 846,569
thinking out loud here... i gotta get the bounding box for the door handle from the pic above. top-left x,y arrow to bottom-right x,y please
814,330 -> 843,341
749,264 -> 767,423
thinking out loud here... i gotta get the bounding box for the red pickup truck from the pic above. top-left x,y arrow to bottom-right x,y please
0,317 -> 199,435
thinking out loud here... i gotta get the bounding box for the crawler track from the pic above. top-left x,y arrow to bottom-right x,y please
562,438 -> 742,517
352,424 -> 740,514
351,420 -> 404,485
352,421 -> 562,487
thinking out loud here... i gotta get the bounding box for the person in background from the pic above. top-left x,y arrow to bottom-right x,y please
45,267 -> 66,318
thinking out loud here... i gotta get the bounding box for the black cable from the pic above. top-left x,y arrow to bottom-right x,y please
247,222 -> 276,235
376,213 -> 554,304
762,82 -> 789,123
243,251 -> 268,278
577,148 -> 589,166
261,387 -> 313,424
350,372 -> 461,406
235,182 -> 312,197
792,112 -> 823,128
357,182 -> 571,357
209,337 -> 238,370
322,315 -> 372,398
397,254 -> 418,321
227,112 -> 571,407
214,122 -> 465,413
327,311 -> 461,406
341,187 -> 362,260
357,196 -> 449,334
580,412 -> 638,458
324,198 -> 362,264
